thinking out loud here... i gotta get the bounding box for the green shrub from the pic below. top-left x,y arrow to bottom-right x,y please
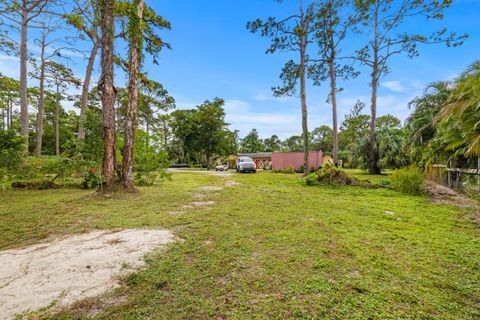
273,165 -> 295,174
317,166 -> 354,185
11,180 -> 60,190
0,130 -> 24,178
305,166 -> 355,186
133,130 -> 171,185
284,165 -> 295,174
305,172 -> 319,186
80,168 -> 102,189
390,166 -> 424,195
22,156 -> 81,180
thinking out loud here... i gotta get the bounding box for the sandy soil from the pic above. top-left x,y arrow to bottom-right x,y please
182,201 -> 216,209
225,180 -> 240,187
0,229 -> 175,320
424,181 -> 479,210
198,186 -> 224,191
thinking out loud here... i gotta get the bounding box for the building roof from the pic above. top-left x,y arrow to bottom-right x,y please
238,152 -> 273,158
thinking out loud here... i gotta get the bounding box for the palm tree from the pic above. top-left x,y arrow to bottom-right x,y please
406,81 -> 451,165
441,61 -> 480,157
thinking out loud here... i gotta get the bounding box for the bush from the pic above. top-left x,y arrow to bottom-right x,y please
273,165 -> 295,174
390,166 -> 424,195
11,180 -> 60,190
21,156 -> 81,180
305,172 -> 319,186
0,130 -> 24,178
80,168 -> 101,189
305,165 -> 356,186
133,130 -> 171,185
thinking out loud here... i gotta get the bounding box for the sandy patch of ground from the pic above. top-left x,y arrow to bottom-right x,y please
0,229 -> 175,320
209,171 -> 233,177
189,192 -> 206,199
182,201 -> 216,209
167,210 -> 186,215
198,186 -> 224,191
424,181 -> 478,210
225,180 -> 240,187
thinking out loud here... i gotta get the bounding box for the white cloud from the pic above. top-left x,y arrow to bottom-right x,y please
227,113 -> 296,125
173,95 -> 200,110
223,99 -> 251,113
0,54 -> 20,79
223,99 -> 299,138
253,92 -> 292,103
62,99 -> 78,112
381,80 -> 406,92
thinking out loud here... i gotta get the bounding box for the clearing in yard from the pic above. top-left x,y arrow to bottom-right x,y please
0,229 -> 175,319
0,171 -> 478,319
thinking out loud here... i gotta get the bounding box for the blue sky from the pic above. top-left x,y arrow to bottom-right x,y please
1,0 -> 478,139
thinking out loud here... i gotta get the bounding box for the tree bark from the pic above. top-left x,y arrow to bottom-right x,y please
145,115 -> 150,150
35,35 -> 47,157
7,98 -> 12,130
6,99 -> 10,130
162,119 -> 168,148
55,84 -> 60,156
20,8 -> 29,156
77,40 -> 100,146
121,0 -> 144,189
368,3 -> 381,174
100,0 -> 117,190
299,38 -> 310,176
328,59 -> 338,166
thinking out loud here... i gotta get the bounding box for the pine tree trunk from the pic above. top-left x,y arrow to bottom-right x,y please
369,72 -> 380,174
145,115 -> 150,150
299,39 -> 310,176
100,0 -> 117,190
121,0 -> 144,190
162,120 -> 168,148
20,9 -> 29,157
55,84 -> 60,156
328,59 -> 339,166
6,99 -> 10,130
77,41 -> 100,146
368,4 -> 381,175
7,97 -> 13,130
35,38 -> 46,157
9,99 -> 12,130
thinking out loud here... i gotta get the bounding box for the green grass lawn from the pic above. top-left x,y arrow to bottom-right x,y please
1,171 -> 479,319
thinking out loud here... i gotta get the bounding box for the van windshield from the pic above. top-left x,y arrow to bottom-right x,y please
239,157 -> 253,163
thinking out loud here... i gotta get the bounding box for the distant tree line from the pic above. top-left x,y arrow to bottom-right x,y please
237,103 -> 407,170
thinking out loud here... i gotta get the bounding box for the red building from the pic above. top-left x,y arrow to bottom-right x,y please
236,151 -> 324,171
271,151 -> 323,171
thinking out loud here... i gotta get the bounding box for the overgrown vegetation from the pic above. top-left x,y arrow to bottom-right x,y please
390,166 -> 424,196
0,130 -> 24,186
305,165 -> 355,186
272,165 -> 295,174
